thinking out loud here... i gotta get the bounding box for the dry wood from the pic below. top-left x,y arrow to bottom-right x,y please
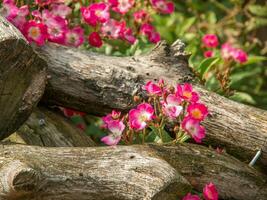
0,144 -> 266,200
0,17 -> 267,200
35,42 -> 267,170
3,107 -> 95,147
0,144 -> 191,200
0,16 -> 47,139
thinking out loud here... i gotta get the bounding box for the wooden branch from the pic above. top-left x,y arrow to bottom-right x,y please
35,42 -> 267,170
0,16 -> 47,140
3,107 -> 95,147
0,144 -> 266,200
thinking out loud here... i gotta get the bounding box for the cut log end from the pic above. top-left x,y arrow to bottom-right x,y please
0,160 -> 41,199
0,16 -> 47,139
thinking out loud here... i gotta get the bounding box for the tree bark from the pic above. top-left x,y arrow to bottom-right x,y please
0,144 -> 266,200
0,16 -> 47,140
0,16 -> 267,200
35,42 -> 267,170
0,144 -> 191,200
3,107 -> 95,147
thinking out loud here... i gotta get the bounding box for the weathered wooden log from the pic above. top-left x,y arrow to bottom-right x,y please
3,107 -> 95,147
0,144 -> 191,200
35,42 -> 267,170
0,144 -> 266,200
150,144 -> 267,200
0,16 -> 47,140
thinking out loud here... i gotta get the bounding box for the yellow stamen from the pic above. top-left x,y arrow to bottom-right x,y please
191,109 -> 202,119
29,27 -> 40,39
183,91 -> 192,99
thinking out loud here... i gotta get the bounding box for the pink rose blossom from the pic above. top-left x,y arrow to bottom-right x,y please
111,0 -> 135,14
80,7 -> 97,26
101,135 -> 121,146
140,23 -> 161,43
41,9 -> 53,23
150,0 -> 174,14
221,43 -> 235,60
8,5 -> 29,30
51,4 -> 72,18
0,2 -> 19,21
129,103 -> 154,130
203,183 -> 219,200
183,193 -> 201,200
23,20 -> 48,46
204,50 -> 214,58
143,80 -> 162,96
102,110 -> 121,128
140,23 -> 155,35
111,110 -> 121,119
3,0 -> 15,4
32,10 -> 42,19
121,28 -> 136,44
88,32 -> 103,48
232,49 -> 248,63
148,31 -> 161,43
187,103 -> 208,121
61,107 -> 86,118
90,3 -> 110,23
108,120 -> 125,135
101,120 -> 125,146
158,79 -> 164,86
162,94 -> 183,119
221,43 -> 248,63
101,19 -> 124,39
202,34 -> 219,48
65,26 -> 84,47
176,83 -> 199,103
182,117 -> 206,143
108,0 -> 119,7
45,15 -> 68,44
81,3 -> 110,27
133,10 -> 149,23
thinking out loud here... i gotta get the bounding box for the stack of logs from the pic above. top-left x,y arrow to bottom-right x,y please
0,15 -> 266,200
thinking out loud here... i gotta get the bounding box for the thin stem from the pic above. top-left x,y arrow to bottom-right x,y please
153,97 -> 158,117
158,127 -> 163,143
180,134 -> 190,143
129,129 -> 134,144
142,129 -> 146,144
176,129 -> 183,140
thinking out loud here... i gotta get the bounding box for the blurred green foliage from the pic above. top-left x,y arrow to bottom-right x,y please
96,0 -> 267,110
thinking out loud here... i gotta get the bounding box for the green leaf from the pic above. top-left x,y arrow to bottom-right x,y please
229,92 -> 256,105
70,115 -> 83,124
85,124 -> 106,138
246,17 -> 267,31
175,17 -> 196,36
206,11 -> 217,24
197,57 -> 220,78
243,56 -> 267,65
230,68 -> 261,85
146,131 -> 160,143
161,129 -> 173,143
248,5 -> 267,17
149,125 -> 173,143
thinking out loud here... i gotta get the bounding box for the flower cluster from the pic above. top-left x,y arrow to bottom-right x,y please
1,0 -> 175,48
202,34 -> 248,64
183,182 -> 218,200
101,80 -> 209,146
